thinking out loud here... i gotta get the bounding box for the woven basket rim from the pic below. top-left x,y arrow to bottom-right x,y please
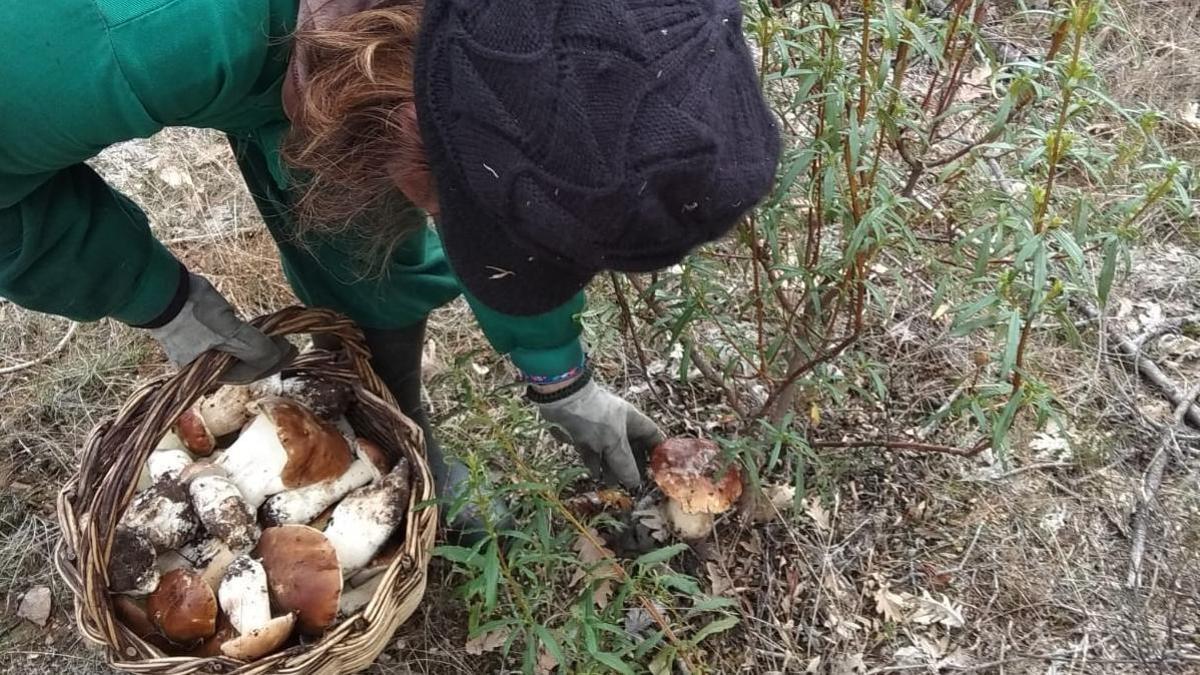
54,307 -> 438,675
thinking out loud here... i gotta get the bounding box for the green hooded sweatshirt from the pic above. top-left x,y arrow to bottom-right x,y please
0,0 -> 585,378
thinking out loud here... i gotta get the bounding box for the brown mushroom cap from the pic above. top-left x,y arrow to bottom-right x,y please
355,437 -> 394,475
255,525 -> 342,636
255,398 -> 353,488
146,569 -> 218,643
183,614 -> 238,658
221,613 -> 296,661
113,596 -> 174,652
174,408 -> 216,457
650,438 -> 743,515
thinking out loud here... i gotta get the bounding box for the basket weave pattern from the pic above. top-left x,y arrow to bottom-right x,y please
55,307 -> 437,674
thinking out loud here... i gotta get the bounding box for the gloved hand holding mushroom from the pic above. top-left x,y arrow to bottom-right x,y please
109,376 -> 414,660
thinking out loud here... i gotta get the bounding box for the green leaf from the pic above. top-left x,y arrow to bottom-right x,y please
692,615 -> 740,644
482,541 -> 500,612
1098,237 -> 1118,307
634,544 -> 690,569
434,545 -> 481,566
659,573 -> 702,596
648,647 -> 676,675
1051,228 -> 1085,271
691,595 -> 738,612
999,311 -> 1023,379
533,624 -> 565,670
589,650 -> 635,675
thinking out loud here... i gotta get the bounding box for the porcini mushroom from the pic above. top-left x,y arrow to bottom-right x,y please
218,556 -> 295,660
175,408 -> 216,457
323,459 -> 411,573
109,527 -> 160,596
650,438 -> 743,541
173,386 -> 255,456
217,397 -> 354,508
197,385 -> 255,436
187,467 -> 260,552
147,449 -> 193,484
120,477 -> 202,551
255,374 -> 353,420
137,431 -> 191,491
255,525 -> 342,636
146,569 -> 218,644
259,436 -> 393,527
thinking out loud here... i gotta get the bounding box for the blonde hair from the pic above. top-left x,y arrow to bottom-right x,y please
281,4 -> 434,260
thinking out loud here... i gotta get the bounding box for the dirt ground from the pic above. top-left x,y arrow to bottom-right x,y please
2,2 -> 1199,674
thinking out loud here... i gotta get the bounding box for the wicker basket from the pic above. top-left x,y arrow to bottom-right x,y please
54,307 -> 437,674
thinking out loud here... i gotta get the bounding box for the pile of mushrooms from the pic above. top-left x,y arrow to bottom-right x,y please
109,376 -> 413,661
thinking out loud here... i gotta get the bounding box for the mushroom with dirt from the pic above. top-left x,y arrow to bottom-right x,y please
185,464 -> 260,552
217,397 -> 354,509
120,476 -> 202,551
109,527 -> 160,596
254,374 -> 354,420
146,568 -> 218,644
259,436 -> 393,527
218,555 -> 296,660
650,438 -> 743,541
255,525 -> 343,636
322,458 -> 411,573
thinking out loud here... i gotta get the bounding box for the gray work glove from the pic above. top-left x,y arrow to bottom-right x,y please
533,375 -> 664,490
148,274 -> 295,384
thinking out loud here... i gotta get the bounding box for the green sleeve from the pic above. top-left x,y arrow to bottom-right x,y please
463,289 -> 587,379
0,167 -> 183,325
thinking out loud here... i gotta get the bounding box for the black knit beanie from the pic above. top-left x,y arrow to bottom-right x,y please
415,0 -> 781,315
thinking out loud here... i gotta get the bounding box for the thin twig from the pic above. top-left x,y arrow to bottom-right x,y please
813,437 -> 989,457
1076,301 -> 1200,429
1126,379 -> 1200,588
0,322 -> 79,376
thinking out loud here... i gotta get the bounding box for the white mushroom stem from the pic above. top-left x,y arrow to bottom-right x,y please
178,537 -> 238,592
338,575 -> 382,616
664,498 -> 714,540
197,385 -> 254,436
137,432 -> 191,490
219,556 -> 272,635
148,449 -> 193,484
216,400 -> 352,509
324,465 -> 410,574
217,413 -> 292,508
189,474 -> 260,552
259,458 -> 379,527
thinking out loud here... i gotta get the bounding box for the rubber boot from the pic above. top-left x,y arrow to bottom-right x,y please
317,322 -> 495,544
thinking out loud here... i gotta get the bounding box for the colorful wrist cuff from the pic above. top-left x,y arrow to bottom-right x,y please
520,360 -> 587,385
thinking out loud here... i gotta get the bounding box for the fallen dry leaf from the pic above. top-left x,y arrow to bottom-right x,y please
706,561 -> 736,598
464,628 -> 509,655
571,530 -> 622,609
910,591 -> 966,628
634,505 -> 671,543
535,646 -> 559,674
748,483 -> 797,523
806,497 -> 831,533
873,585 -> 910,623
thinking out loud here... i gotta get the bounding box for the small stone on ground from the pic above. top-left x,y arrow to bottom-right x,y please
18,586 -> 52,627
